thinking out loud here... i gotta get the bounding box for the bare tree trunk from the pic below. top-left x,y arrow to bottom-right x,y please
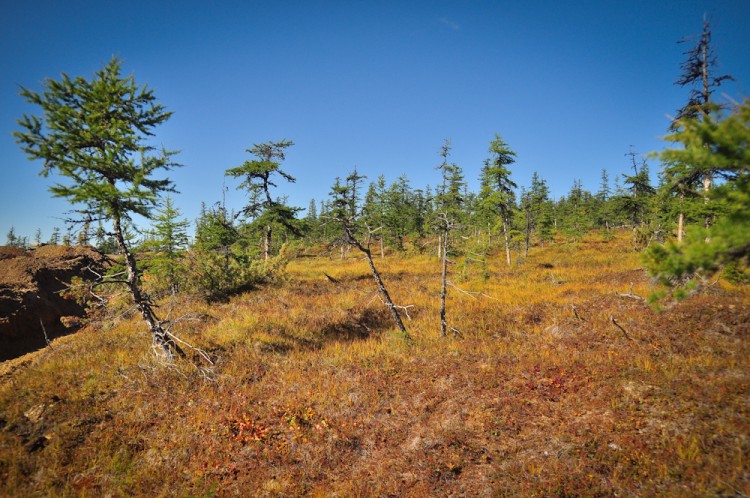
440,233 -> 448,338
380,236 -> 384,259
347,228 -> 409,339
703,174 -> 712,232
264,225 -> 272,260
677,191 -> 685,244
364,248 -> 409,338
524,224 -> 530,259
502,218 -> 511,267
437,235 -> 442,259
113,215 -> 184,358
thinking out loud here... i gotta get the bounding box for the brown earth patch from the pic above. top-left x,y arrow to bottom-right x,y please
0,245 -> 108,361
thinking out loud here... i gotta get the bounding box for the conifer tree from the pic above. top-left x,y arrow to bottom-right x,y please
647,98 -> 750,285
328,173 -> 410,339
303,198 -> 319,243
6,227 -> 21,248
15,57 -> 184,358
595,169 -> 613,231
433,139 -> 465,337
671,16 -> 733,129
48,227 -> 60,245
616,150 -> 655,228
477,133 -> 517,266
225,140 -> 300,260
670,16 -> 734,230
383,176 -> 416,252
560,179 -> 594,242
306,199 -> 317,222
143,195 -> 189,294
523,171 -> 551,253
362,175 -> 387,257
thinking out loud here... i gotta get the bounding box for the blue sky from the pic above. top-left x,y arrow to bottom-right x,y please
1,0 -> 749,242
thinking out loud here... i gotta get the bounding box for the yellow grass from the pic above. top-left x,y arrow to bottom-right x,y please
1,230 -> 748,496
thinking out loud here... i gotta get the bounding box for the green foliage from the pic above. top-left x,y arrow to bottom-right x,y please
187,197 -> 294,302
15,57 -> 178,225
476,134 -> 516,222
141,196 -> 190,295
722,261 -> 750,284
328,175 -> 360,241
432,139 -> 466,232
646,99 -> 750,287
671,16 -> 733,130
14,57 -> 185,357
48,227 -> 61,245
225,140 -> 301,258
5,226 -> 27,248
558,179 -> 594,242
184,243 -> 290,302
473,133 -> 518,262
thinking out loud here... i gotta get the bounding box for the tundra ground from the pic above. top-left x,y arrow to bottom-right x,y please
1,232 -> 748,496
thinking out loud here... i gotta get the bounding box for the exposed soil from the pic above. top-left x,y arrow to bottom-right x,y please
0,245 -> 108,361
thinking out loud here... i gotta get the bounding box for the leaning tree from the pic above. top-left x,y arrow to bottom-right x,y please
15,57 -> 185,358
328,172 -> 411,340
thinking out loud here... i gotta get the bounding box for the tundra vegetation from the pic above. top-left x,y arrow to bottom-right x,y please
1,18 -> 749,497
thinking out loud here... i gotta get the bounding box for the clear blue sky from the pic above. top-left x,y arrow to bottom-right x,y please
1,0 -> 749,242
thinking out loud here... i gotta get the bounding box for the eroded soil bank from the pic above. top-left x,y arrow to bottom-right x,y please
0,245 -> 107,361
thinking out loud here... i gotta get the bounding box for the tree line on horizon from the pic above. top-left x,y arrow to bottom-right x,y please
8,17 -> 749,355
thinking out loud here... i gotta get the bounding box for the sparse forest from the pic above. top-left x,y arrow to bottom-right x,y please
1,16 -> 748,497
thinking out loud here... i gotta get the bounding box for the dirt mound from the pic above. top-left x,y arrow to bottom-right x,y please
0,246 -> 26,261
0,245 -> 108,361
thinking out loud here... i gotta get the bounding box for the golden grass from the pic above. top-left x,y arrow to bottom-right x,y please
1,230 -> 748,496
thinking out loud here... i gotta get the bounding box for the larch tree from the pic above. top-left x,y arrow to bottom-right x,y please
362,175 -> 387,257
142,195 -> 190,295
433,139 -> 465,337
14,57 -> 184,358
619,150 -> 655,227
646,98 -> 750,287
225,140 -> 300,260
477,133 -> 517,266
523,171 -> 551,254
672,15 -> 733,129
670,16 -> 734,232
6,227 -> 22,248
48,227 -> 61,245
383,176 -> 416,252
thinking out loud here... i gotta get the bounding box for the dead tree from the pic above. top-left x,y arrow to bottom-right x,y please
327,175 -> 411,340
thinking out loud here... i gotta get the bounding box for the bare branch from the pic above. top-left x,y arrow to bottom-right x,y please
616,282 -> 645,301
571,304 -> 585,321
375,292 -> 415,321
323,272 -> 340,283
447,280 -> 499,301
610,316 -> 632,340
163,329 -> 214,366
39,319 -> 53,349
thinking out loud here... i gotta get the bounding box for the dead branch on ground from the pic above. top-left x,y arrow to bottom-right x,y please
610,316 -> 633,340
